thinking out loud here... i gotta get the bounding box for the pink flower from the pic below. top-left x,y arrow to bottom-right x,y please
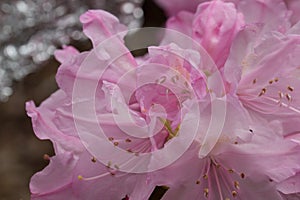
224,23 -> 300,132
26,10 -> 207,199
161,0 -> 294,70
163,1 -> 245,69
154,0 -> 205,16
156,0 -> 292,32
147,97 -> 300,199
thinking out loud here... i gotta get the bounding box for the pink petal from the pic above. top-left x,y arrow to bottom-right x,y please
30,153 -> 78,195
192,1 -> 245,69
277,172 -> 300,194
80,10 -> 127,47
154,0 -> 205,16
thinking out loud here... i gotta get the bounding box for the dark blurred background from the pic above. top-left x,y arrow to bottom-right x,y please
0,0 -> 166,199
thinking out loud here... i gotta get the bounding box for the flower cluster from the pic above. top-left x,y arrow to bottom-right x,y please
27,0 -> 300,199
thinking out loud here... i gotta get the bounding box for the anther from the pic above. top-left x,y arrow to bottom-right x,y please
274,77 -> 279,82
286,93 -> 292,101
171,75 -> 179,83
113,142 -> 119,146
204,188 -> 209,198
108,137 -> 114,141
78,175 -> 83,180
234,181 -> 240,189
228,169 -> 234,173
252,79 -> 257,84
125,138 -> 131,143
107,161 -> 112,168
91,157 -> 96,163
258,88 -> 266,96
127,149 -> 133,153
158,76 -> 167,84
114,164 -> 120,170
269,80 -> 273,84
232,190 -> 238,197
279,91 -> 283,99
288,86 -> 294,92
43,154 -> 50,161
110,172 -> 116,176
196,180 -> 200,184
240,173 -> 245,179
203,174 -> 208,179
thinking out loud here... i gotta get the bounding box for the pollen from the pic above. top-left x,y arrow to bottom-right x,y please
78,175 -> 83,180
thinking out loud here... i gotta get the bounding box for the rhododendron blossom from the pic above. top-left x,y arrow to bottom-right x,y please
26,0 -> 300,199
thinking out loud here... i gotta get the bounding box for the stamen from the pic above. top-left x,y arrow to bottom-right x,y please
252,79 -> 257,84
77,171 -> 110,181
196,180 -> 200,185
108,137 -> 114,141
274,77 -> 279,82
